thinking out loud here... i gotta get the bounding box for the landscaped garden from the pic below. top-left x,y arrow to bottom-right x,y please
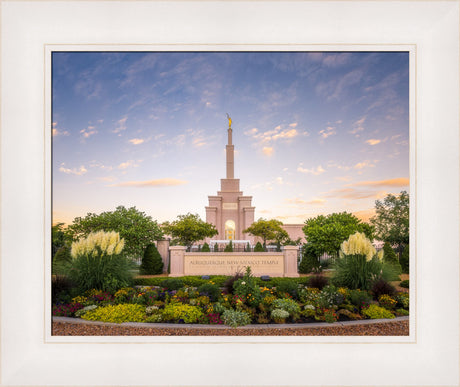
52,230 -> 409,328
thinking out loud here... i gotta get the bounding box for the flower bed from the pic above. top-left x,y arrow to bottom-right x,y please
52,268 -> 409,327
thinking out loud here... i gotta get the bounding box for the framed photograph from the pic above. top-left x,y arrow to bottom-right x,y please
1,1 -> 458,386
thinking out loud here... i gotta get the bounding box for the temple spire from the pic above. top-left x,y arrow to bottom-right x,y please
226,114 -> 234,179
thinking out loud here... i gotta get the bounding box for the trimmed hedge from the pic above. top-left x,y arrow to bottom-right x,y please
134,275 -> 312,288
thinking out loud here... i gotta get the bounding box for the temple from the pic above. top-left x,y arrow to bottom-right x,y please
205,116 -> 256,243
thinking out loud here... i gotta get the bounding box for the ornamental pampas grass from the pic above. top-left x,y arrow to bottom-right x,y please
66,231 -> 133,293
340,232 -> 376,261
71,231 -> 125,259
332,232 -> 397,290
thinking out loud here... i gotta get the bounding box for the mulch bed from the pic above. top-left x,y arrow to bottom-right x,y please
52,319 -> 409,336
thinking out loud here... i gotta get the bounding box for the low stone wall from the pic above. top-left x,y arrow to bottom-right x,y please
169,246 -> 299,277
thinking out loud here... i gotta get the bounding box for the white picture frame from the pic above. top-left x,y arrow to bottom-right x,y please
1,1 -> 459,385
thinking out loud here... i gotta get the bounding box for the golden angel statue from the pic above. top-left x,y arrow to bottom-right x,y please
226,113 -> 232,128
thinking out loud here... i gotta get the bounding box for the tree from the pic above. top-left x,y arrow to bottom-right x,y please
254,242 -> 265,252
162,213 -> 218,251
202,242 -> 211,252
52,246 -> 72,275
298,244 -> 320,274
224,240 -> 233,252
139,244 -> 164,275
67,206 -> 163,259
400,244 -> 409,274
52,222 -> 71,257
302,212 -> 374,256
370,191 -> 409,259
243,218 -> 289,248
382,241 -> 402,274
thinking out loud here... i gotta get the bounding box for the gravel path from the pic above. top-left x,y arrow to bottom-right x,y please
52,317 -> 409,336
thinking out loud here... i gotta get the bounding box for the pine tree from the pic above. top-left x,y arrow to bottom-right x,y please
298,244 -> 320,274
202,242 -> 210,252
254,241 -> 265,252
224,240 -> 233,252
139,244 -> 164,275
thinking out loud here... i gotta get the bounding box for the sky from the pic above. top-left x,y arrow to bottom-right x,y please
52,51 -> 409,226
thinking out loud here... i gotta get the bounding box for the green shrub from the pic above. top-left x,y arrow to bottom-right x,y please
371,278 -> 396,299
133,277 -> 167,287
82,304 -> 145,323
271,308 -> 289,323
362,304 -> 395,319
400,244 -> 409,273
160,278 -> 184,291
134,275 -> 229,288
145,314 -> 163,323
349,289 -> 372,309
308,275 -> 329,290
214,243 -> 219,252
317,285 -> 344,308
224,241 -> 233,252
75,305 -> 98,317
395,308 -> 409,316
139,244 -> 164,275
275,279 -> 299,299
271,298 -> 301,317
198,283 -> 221,302
298,244 -> 320,274
162,303 -> 203,323
52,246 -> 72,275
201,243 -> 210,252
395,292 -> 409,309
233,267 -> 262,307
254,242 -> 265,252
222,309 -> 252,327
399,279 -> 409,288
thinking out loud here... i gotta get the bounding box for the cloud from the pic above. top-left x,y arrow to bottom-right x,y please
80,126 -> 97,139
323,188 -> 387,200
307,198 -> 326,205
350,178 -> 409,187
245,128 -> 258,136
113,117 -> 128,134
129,138 -> 145,145
59,164 -> 87,175
366,139 -> 381,145
349,116 -> 366,135
247,124 -> 300,143
297,164 -> 325,175
110,178 -> 188,188
118,160 -> 140,169
286,197 -> 326,206
319,126 -> 336,139
262,147 -> 274,156
289,122 -> 298,128
354,161 -> 376,170
52,122 -> 69,137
